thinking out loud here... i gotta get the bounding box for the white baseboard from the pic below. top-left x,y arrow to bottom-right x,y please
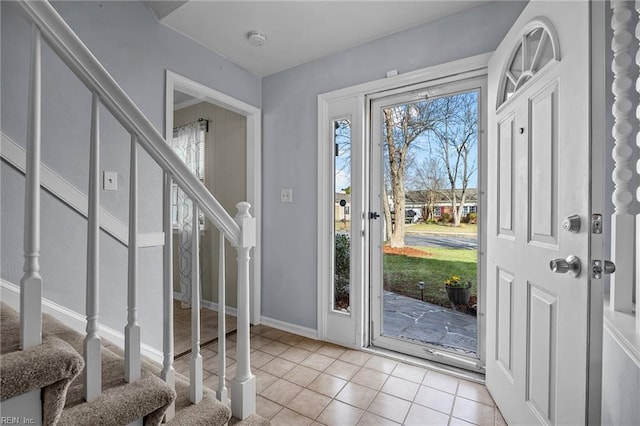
172,291 -> 238,317
260,315 -> 318,340
1,279 -> 163,364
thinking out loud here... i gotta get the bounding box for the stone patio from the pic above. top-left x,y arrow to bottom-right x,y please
382,292 -> 477,355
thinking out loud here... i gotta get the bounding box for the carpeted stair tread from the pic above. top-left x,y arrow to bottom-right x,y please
58,371 -> 174,425
43,316 -> 176,425
228,414 -> 271,426
0,303 -> 175,425
103,341 -> 233,425
166,376 -> 231,426
1,303 -> 85,424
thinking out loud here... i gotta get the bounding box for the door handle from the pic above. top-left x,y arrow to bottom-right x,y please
549,255 -> 581,277
369,212 -> 380,220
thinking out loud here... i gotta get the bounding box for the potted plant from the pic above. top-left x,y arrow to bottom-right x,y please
444,275 -> 472,305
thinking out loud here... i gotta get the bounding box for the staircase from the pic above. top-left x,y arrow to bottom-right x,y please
0,1 -> 262,424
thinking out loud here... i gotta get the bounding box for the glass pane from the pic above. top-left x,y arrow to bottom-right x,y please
509,43 -> 524,81
536,34 -> 554,71
504,79 -> 516,103
526,27 -> 544,71
380,90 -> 479,356
334,118 -> 351,313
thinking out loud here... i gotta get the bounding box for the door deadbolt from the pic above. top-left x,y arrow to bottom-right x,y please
562,215 -> 581,233
550,255 -> 581,277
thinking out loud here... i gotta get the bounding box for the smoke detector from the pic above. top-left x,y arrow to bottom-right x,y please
247,31 -> 267,47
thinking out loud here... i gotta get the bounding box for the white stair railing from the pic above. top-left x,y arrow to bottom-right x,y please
161,172 -> 176,421
20,23 -> 42,350
190,204 -> 204,404
125,134 -> 141,382
231,202 -> 257,419
84,92 -> 102,401
17,0 -> 256,419
217,233 -> 228,404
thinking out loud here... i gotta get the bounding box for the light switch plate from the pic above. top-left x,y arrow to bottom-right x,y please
281,188 -> 293,203
103,171 -> 118,191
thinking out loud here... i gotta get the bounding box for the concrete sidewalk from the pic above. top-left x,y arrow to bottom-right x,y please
382,291 -> 477,355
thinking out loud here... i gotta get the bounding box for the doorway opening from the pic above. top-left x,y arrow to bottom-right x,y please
369,76 -> 485,371
165,71 -> 262,357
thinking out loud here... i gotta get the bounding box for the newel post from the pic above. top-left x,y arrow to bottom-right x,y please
610,0 -> 636,314
231,202 -> 256,419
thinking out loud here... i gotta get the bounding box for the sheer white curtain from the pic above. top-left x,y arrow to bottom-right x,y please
171,122 -> 204,306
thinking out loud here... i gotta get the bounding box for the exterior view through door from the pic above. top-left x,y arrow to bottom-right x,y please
369,77 -> 484,371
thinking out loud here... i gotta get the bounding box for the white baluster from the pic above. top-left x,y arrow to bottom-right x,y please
231,202 -> 256,420
636,0 -> 640,333
21,24 -> 42,349
611,0 -> 636,314
125,135 -> 141,382
161,172 -> 175,421
217,233 -> 228,403
84,92 -> 102,401
190,203 -> 203,403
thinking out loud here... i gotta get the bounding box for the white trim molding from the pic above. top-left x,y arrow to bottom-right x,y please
1,132 -> 165,249
2,131 -> 127,245
604,306 -> 640,369
173,291 -> 239,318
0,279 -> 164,364
317,53 -> 490,349
260,316 -> 319,340
165,70 -> 262,325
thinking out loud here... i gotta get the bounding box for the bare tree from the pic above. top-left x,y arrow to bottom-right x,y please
383,102 -> 441,247
409,157 -> 447,221
429,92 -> 478,226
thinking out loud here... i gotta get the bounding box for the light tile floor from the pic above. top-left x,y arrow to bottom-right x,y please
173,324 -> 506,426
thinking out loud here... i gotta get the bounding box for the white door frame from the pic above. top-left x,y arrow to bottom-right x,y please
368,75 -> 487,372
317,54 -> 490,350
165,70 -> 262,324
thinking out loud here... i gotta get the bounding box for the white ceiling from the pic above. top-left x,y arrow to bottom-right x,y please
148,1 -> 488,77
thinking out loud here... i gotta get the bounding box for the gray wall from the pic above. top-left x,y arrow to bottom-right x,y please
1,1 -> 260,349
260,1 -> 526,329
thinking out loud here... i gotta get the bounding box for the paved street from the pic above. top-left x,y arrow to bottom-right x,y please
405,232 -> 477,249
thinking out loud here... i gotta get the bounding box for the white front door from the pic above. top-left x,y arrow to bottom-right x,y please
486,1 -> 597,424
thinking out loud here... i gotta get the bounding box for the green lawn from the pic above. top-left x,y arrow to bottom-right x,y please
383,246 -> 477,307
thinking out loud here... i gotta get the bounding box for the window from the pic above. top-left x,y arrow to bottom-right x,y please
171,121 -> 206,227
498,20 -> 559,107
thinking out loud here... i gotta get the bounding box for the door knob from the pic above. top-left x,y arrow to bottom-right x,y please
549,255 -> 581,277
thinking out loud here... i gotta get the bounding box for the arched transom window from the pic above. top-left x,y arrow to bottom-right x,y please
498,18 -> 560,108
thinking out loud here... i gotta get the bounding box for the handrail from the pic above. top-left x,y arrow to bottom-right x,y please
17,1 -> 242,247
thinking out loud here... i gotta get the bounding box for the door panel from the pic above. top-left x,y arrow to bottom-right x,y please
498,114 -> 515,237
529,81 -> 558,246
486,1 -> 594,424
527,282 -> 556,423
496,268 -> 514,377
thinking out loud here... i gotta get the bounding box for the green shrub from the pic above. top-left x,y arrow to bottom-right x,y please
334,234 -> 350,300
467,212 -> 478,224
